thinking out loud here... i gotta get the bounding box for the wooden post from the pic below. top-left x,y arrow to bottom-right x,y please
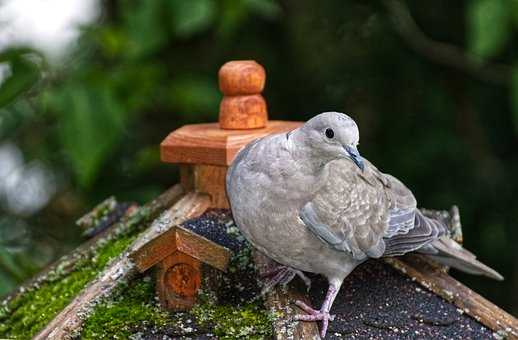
160,60 -> 302,208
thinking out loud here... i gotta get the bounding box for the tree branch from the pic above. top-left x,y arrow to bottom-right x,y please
382,0 -> 512,86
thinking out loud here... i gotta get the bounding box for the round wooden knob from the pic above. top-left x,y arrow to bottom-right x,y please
219,60 -> 265,95
219,95 -> 267,130
218,60 -> 268,130
165,263 -> 200,297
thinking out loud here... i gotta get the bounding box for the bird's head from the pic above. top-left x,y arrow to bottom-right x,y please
296,111 -> 364,170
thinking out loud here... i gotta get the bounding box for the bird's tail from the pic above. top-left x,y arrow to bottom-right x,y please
421,236 -> 503,281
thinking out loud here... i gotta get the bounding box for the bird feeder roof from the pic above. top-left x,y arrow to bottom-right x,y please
1,190 -> 516,339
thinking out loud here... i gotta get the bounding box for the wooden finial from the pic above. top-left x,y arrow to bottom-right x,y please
218,60 -> 268,129
161,60 -> 302,208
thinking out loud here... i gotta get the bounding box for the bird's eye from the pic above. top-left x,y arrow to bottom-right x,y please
325,128 -> 334,139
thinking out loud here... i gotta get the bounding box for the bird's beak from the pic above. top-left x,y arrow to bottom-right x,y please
345,145 -> 364,171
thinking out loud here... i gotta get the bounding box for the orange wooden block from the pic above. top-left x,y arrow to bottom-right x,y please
218,60 -> 265,95
130,225 -> 231,311
160,120 -> 302,166
219,94 -> 268,130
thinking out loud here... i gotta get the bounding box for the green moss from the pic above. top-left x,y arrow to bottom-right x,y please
0,226 -> 139,339
1,207 -> 275,339
80,244 -> 274,339
81,278 -> 171,339
191,293 -> 274,339
80,279 -> 274,339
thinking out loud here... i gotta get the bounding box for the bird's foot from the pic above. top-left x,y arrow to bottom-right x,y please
294,300 -> 335,338
260,265 -> 311,294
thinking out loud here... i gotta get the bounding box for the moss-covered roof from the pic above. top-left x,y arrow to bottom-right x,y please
0,201 -> 160,338
81,210 -> 275,339
0,198 -> 506,339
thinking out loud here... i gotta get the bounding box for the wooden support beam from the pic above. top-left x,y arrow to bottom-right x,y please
35,192 -> 211,340
180,164 -> 229,208
385,255 -> 518,338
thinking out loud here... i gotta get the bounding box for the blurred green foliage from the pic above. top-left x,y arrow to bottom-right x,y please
0,0 -> 517,315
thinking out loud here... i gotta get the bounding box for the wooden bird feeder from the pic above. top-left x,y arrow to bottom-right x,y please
160,60 -> 302,208
130,225 -> 231,311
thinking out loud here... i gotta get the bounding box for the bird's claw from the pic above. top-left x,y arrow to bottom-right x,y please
294,300 -> 335,338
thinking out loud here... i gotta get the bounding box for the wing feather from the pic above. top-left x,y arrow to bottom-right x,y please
299,158 -> 448,261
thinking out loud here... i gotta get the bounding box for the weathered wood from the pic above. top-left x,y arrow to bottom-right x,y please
2,184 -> 184,306
35,192 -> 211,340
130,224 -> 231,273
218,60 -> 266,96
180,164 -> 229,208
157,251 -> 201,311
253,251 -> 321,340
385,255 -> 518,338
174,225 -> 231,271
76,196 -> 118,230
160,120 -> 302,166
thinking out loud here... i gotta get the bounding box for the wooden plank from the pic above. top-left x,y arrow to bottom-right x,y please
253,251 -> 321,340
129,226 -> 178,272
385,255 -> 518,338
160,120 -> 302,166
35,192 -> 211,340
175,226 -> 231,272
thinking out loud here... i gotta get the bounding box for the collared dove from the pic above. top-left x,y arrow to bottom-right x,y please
226,111 -> 503,338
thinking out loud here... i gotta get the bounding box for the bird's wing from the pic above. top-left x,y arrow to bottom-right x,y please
300,159 -> 447,260
380,173 -> 448,256
299,159 -> 391,260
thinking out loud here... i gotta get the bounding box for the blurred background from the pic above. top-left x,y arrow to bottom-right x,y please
0,0 -> 517,315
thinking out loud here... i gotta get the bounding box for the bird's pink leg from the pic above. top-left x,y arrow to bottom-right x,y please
295,283 -> 339,338
260,262 -> 312,294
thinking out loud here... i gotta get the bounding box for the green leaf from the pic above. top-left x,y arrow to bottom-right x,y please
217,0 -> 248,37
467,0 -> 512,59
49,83 -> 126,188
167,76 -> 219,119
168,0 -> 216,38
123,1 -> 168,59
0,50 -> 40,108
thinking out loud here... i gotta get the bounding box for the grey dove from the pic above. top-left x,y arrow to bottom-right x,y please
226,111 -> 503,338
